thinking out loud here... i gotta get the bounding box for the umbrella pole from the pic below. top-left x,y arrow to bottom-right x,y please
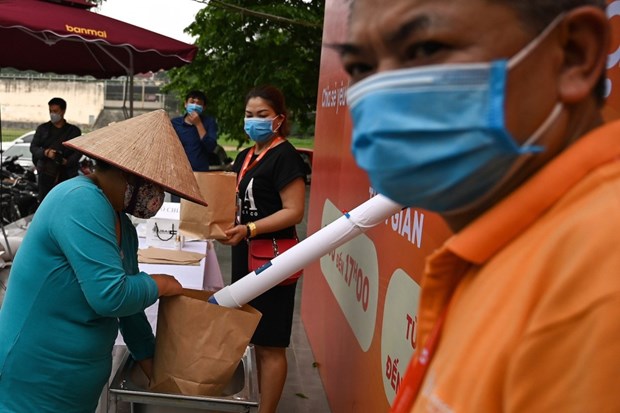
90,43 -> 135,118
129,52 -> 134,118
120,74 -> 134,119
129,73 -> 134,118
121,79 -> 129,120
0,103 -> 14,259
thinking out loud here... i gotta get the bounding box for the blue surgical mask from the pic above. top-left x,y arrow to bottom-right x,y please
244,117 -> 277,142
186,103 -> 203,115
347,15 -> 564,213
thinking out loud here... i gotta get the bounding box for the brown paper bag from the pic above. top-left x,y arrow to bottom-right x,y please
179,171 -> 237,240
150,289 -> 261,396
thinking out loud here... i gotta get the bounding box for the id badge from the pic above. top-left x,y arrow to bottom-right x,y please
236,194 -> 242,224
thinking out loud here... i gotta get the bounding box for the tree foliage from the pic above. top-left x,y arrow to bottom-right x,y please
164,0 -> 325,145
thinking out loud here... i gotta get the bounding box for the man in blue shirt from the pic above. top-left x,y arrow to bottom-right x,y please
171,90 -> 218,172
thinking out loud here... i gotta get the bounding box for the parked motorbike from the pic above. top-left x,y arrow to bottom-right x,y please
1,156 -> 39,225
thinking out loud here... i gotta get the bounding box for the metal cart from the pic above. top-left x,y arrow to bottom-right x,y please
108,346 -> 259,413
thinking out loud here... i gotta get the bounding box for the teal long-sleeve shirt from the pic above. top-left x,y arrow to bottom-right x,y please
0,176 -> 159,413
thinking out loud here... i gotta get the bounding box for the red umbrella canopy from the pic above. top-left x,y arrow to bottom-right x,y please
0,0 -> 198,78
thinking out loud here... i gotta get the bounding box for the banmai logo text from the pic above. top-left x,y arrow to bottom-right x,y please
65,24 -> 107,39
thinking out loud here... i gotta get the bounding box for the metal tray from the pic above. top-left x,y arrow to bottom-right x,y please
108,346 -> 259,413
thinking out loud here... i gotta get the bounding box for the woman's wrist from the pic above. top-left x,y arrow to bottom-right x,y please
246,222 -> 257,238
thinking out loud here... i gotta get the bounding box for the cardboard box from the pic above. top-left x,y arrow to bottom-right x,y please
146,202 -> 183,249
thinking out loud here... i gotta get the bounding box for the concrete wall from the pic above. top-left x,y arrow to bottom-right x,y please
0,78 -> 105,129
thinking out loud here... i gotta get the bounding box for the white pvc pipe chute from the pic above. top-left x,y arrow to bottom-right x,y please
209,194 -> 403,308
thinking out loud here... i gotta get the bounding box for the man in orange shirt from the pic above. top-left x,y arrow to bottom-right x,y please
341,0 -> 620,412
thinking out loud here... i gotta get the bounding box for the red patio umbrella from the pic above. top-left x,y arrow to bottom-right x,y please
0,0 -> 198,116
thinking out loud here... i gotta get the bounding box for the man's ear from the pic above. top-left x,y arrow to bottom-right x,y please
558,7 -> 610,104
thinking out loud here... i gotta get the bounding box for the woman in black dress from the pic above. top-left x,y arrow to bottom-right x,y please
221,85 -> 307,413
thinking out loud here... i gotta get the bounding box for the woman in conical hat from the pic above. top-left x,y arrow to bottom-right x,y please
0,110 -> 205,412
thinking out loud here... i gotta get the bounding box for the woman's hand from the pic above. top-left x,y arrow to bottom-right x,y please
137,358 -> 154,383
219,224 -> 247,246
150,274 -> 183,297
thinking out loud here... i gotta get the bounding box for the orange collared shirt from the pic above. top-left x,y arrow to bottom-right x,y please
412,121 -> 620,413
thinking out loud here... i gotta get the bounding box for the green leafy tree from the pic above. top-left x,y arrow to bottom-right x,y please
165,0 -> 325,146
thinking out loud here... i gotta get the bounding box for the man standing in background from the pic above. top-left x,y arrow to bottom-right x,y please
172,90 -> 218,171
30,97 -> 82,203
171,90 -> 218,202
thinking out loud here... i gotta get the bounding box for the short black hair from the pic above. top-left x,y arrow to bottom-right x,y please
348,0 -> 608,103
492,0 -> 607,104
48,97 -> 67,111
185,90 -> 207,104
491,0 -> 606,32
349,0 -> 606,24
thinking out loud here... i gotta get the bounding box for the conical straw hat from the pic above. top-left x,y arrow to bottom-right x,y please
63,109 -> 207,206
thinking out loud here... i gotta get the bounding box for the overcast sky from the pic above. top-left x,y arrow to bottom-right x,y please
97,0 -> 204,44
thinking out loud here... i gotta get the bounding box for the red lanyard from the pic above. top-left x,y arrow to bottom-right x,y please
390,307 -> 449,413
236,137 -> 284,192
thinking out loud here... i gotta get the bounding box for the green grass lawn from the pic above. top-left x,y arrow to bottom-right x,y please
2,128 -> 314,160
1,128 -> 31,142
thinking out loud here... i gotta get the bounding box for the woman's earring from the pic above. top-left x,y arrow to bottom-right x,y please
274,116 -> 283,132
